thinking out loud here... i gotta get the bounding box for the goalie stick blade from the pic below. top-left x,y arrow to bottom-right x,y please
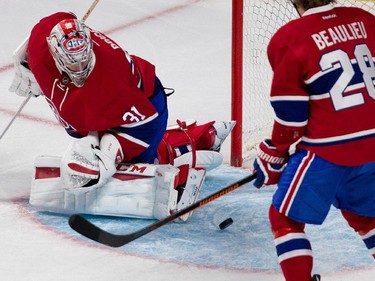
69,173 -> 257,247
69,215 -> 133,247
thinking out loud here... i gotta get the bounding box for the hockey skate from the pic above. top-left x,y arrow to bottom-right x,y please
175,168 -> 206,221
210,121 -> 236,151
311,274 -> 321,281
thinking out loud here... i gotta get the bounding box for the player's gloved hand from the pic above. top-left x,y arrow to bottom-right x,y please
93,133 -> 124,187
61,132 -> 100,191
61,133 -> 124,191
8,37 -> 43,97
253,139 -> 288,188
9,61 -> 43,97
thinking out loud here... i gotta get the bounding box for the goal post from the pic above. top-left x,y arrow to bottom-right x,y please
231,0 -> 244,167
231,0 -> 297,167
231,0 -> 375,167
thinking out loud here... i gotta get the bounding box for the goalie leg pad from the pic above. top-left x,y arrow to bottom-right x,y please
173,150 -> 223,171
31,176 -> 157,218
31,156 -> 178,219
176,167 -> 206,221
152,165 -> 180,220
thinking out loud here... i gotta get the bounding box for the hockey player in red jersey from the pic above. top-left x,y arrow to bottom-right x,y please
253,1 -> 375,280
9,12 -> 235,221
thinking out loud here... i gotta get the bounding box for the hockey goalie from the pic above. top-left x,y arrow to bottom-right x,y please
29,120 -> 234,221
8,12 -> 235,221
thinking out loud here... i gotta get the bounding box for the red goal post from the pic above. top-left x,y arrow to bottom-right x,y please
231,0 -> 375,167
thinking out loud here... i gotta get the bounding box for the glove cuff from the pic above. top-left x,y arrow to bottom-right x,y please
257,139 -> 288,165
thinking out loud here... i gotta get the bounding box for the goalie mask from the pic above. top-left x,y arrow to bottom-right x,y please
47,19 -> 95,87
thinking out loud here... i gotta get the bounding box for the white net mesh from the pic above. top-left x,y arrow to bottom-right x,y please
240,0 -> 375,165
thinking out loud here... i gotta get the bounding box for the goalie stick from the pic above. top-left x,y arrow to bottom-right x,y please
0,94 -> 31,140
82,0 -> 100,22
69,173 -> 257,247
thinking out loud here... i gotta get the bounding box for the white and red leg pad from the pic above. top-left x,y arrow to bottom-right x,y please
175,165 -> 206,221
30,156 -> 180,219
173,151 -> 223,171
152,165 -> 179,220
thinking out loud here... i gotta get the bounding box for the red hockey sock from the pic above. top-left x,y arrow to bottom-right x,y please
341,210 -> 375,259
280,256 -> 313,281
269,205 -> 313,281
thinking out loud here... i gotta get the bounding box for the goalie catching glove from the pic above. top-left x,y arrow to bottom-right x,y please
61,132 -> 124,191
253,139 -> 288,188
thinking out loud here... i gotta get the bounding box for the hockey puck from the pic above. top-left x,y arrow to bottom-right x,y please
219,218 -> 233,230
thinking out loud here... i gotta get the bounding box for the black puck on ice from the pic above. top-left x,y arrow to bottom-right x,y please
219,217 -> 233,230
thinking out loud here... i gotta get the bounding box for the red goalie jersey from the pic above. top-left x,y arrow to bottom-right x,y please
27,12 -> 162,162
267,5 -> 375,166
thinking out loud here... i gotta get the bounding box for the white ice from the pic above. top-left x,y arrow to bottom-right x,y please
0,0 -> 374,280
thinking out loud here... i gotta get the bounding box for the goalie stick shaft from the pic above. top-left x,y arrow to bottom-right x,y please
0,94 -> 32,140
82,0 -> 100,23
69,173 -> 257,247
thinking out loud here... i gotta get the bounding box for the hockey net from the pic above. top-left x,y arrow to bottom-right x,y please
231,0 -> 375,167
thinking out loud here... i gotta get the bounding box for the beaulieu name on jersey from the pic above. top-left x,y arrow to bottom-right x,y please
312,20 -> 367,50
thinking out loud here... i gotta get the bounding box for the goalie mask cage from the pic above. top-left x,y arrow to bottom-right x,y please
231,0 -> 375,167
